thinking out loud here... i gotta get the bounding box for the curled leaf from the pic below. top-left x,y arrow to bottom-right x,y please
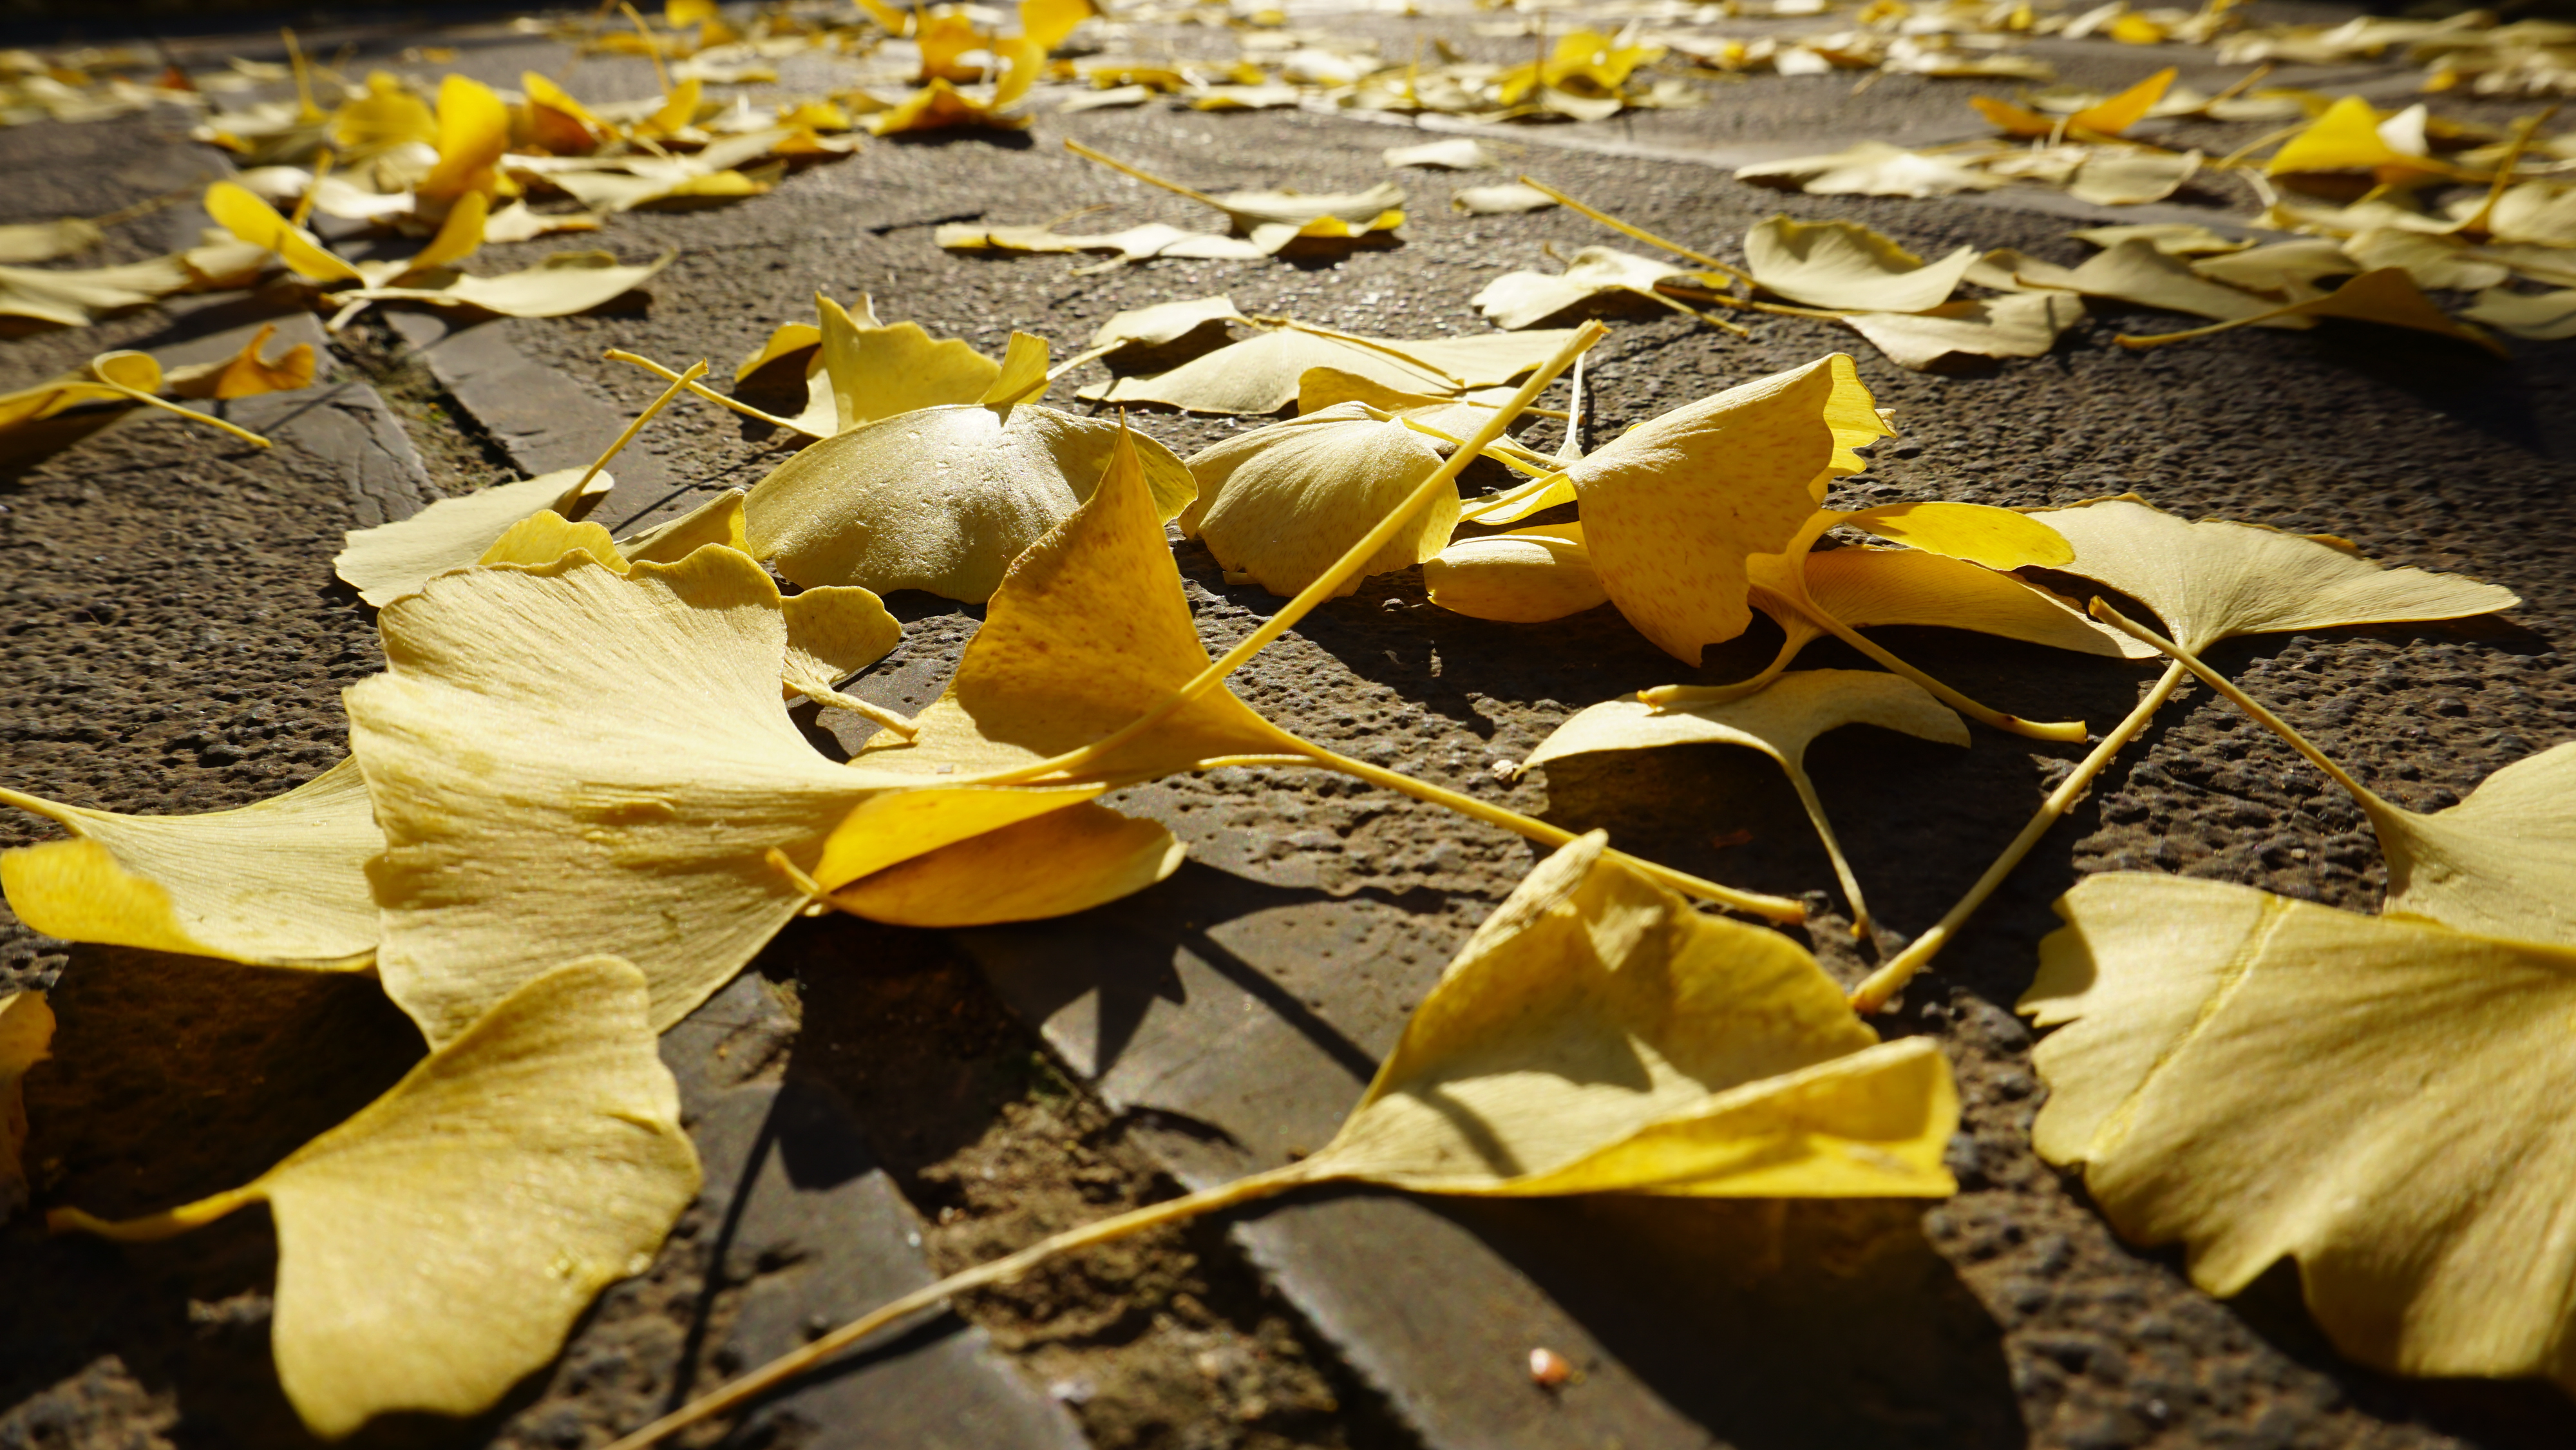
324,248 -> 676,320
53,958 -> 701,1439
0,759 -> 381,968
1181,401 -> 1455,596
1844,292 -> 2087,370
162,322 -> 316,399
1524,671 -> 1967,930
1473,246 -> 1699,329
334,466 -> 615,607
1745,216 -> 1978,312
1422,523 -> 1606,623
832,802 -> 1183,926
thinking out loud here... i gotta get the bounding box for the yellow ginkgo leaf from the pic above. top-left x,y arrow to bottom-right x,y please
743,399 -> 1194,601
204,180 -> 362,284
417,74 -> 510,204
1473,245 -> 1703,330
2031,493 -> 2519,654
53,958 -> 702,1440
2114,268 -> 2506,356
348,546 -> 1106,1044
2462,285 -> 2576,341
1736,140 -> 2008,198
2016,238 -> 2300,326
2066,147 -> 2202,207
1560,354 -> 1875,665
780,584 -> 905,712
1844,292 -> 2088,371
2090,604 -> 2576,949
1081,323 -> 1579,415
1180,401 -> 1455,596
1421,522 -> 1606,623
818,292 -> 999,432
522,71 -> 607,153
1,989 -> 53,1217
0,759 -> 381,968
617,488 -> 750,564
832,801 -> 1180,926
2070,66 -> 2177,134
334,466 -> 615,607
1063,140 -> 1405,253
162,321 -> 317,400
323,248 -> 676,320
478,509 -> 623,571
329,72 -> 439,154
1743,216 -> 1978,313
2268,94 -> 2450,182
2022,875 -> 2576,1393
1847,494 -> 2522,1012
611,832 -> 1951,1450
1020,0 -> 1096,50
1526,671 -> 1965,931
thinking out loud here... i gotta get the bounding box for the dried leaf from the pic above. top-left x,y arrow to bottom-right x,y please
2345,229 -> 2510,292
0,759 -> 381,968
936,220 -> 1270,265
2069,222 -> 2252,256
1180,401 -> 1457,596
347,546 -> 1107,1043
2268,94 -> 2448,182
324,247 -> 676,318
1452,182 -> 1560,215
418,74 -> 510,204
1079,325 -> 1577,414
0,218 -> 102,265
2189,238 -> 2356,295
1473,245 -> 1698,329
1384,138 -> 1495,169
0,989 -> 53,1217
2065,147 -> 2201,205
2023,875 -> 2576,1391
817,292 -> 1000,432
1745,216 -> 1978,312
2462,285 -> 2576,339
1303,832 -> 1955,1196
1843,291 -> 2087,370
1524,671 -> 1966,930
2020,238 -> 2298,325
831,802 -> 1182,926
2115,269 -> 2505,355
53,958 -> 701,1439
743,400 -> 1194,600
1422,523 -> 1606,622
162,322 -> 316,399
1736,140 -> 2008,198
1089,294 -> 1249,351
0,254 -> 195,326
334,466 -> 615,607
2029,494 -> 2519,653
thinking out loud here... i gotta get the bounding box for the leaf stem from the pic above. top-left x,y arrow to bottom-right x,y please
980,323 -> 1606,789
1286,737 -> 1805,920
1849,656 -> 2183,1013
580,359 -> 705,493
1063,137 -> 1230,211
97,383 -> 273,448
50,1186 -> 265,1241
606,350 -> 803,431
1802,605 -> 2086,741
1513,176 -> 1756,287
601,1165 -> 1323,1450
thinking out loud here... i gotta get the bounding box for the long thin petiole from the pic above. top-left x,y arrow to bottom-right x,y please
1063,137 -> 1230,211
1849,656 -> 2185,1013
98,383 -> 272,448
1512,176 -> 1756,287
1289,737 -> 1804,921
1781,761 -> 1871,936
606,350 -> 803,432
1803,606 -> 2086,742
601,1165 -> 1322,1450
52,1187 -> 265,1241
579,360 -> 705,492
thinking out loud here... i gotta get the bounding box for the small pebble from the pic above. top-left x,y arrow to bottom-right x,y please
1528,1348 -> 1573,1387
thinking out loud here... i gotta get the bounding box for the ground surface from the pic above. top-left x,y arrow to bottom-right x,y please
5,4 -> 2576,1449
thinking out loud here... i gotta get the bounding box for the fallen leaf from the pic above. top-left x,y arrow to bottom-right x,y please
831,802 -> 1184,926
52,958 -> 701,1440
2268,93 -> 2450,184
0,254 -> 195,327
2188,237 -> 2356,295
334,466 -> 615,606
812,292 -> 1001,433
417,73 -> 510,204
162,321 -> 316,399
347,545 -> 1111,1043
0,759 -> 382,967
1452,182 -> 1560,214
1473,245 -> 1701,329
934,218 -> 1270,265
1180,401 -> 1457,596
2114,268 -> 2505,354
328,71 -> 438,155
1736,140 -> 2009,198
2461,285 -> 2576,339
0,217 -> 102,265
2020,238 -> 2299,325
2031,494 -> 2520,654
0,989 -> 52,1217
324,247 -> 677,319
1385,138 -> 1495,169
1079,324 -> 1578,414
743,388 -> 1197,600
2068,222 -> 2253,256
1843,291 -> 2087,369
2065,147 -> 2202,205
1526,671 -> 1967,930
1064,140 -> 1406,253
479,200 -> 605,242
1422,523 -> 1606,622
1744,216 -> 1978,312
2344,228 -> 2511,292
2022,874 -> 2576,1392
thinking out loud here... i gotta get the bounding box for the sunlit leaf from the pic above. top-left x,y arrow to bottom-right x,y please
1473,245 -> 1700,329
347,546 -> 1105,1043
2023,875 -> 2576,1392
0,254 -> 196,327
2017,238 -> 2300,325
2462,285 -> 2576,339
1179,401 -> 1455,596
832,801 -> 1181,926
1524,671 -> 1967,930
0,217 -> 102,265
1744,215 -> 1977,312
1422,522 -> 1605,622
334,466 -> 615,607
0,760 -> 380,968
2065,147 -> 2201,206
743,397 -> 1194,600
1080,324 -> 1578,414
324,247 -> 676,319
328,72 -> 438,155
417,74 -> 510,204
1452,182 -> 1560,214
162,321 -> 316,399
1736,140 -> 2009,198
2268,94 -> 2450,183
52,958 -> 701,1440
1843,291 -> 2087,370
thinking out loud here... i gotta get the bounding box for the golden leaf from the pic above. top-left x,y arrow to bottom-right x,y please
334,466 -> 615,607
1743,216 -> 1978,312
53,959 -> 701,1439
1181,401 -> 1457,596
0,989 -> 53,1217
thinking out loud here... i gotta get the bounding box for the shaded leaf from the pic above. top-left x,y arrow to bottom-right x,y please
0,989 -> 52,1217
1843,291 -> 2087,370
1745,216 -> 1977,312
53,958 -> 701,1439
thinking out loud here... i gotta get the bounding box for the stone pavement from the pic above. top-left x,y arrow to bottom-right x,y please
4,4 -> 2576,1449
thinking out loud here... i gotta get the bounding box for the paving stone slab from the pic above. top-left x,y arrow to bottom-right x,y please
222,380 -> 437,529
